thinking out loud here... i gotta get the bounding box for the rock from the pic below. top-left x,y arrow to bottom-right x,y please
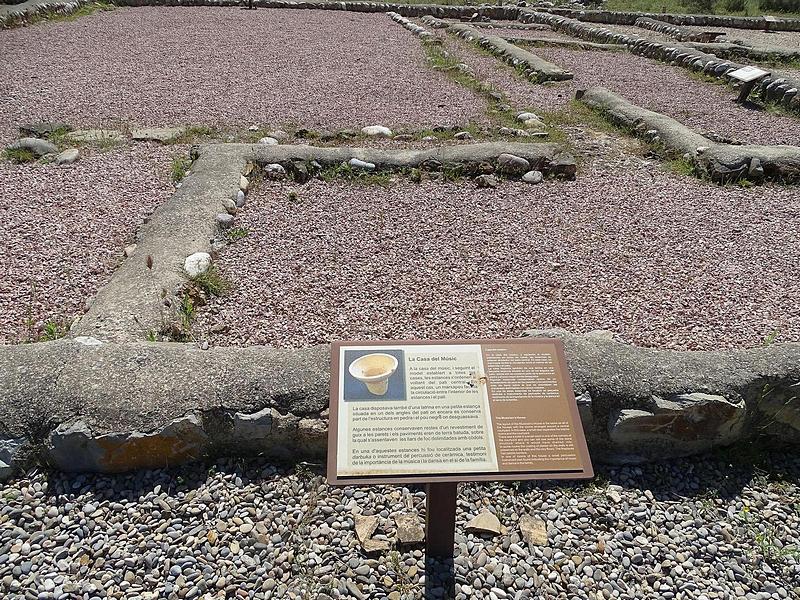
210,323 -> 229,334
235,190 -> 246,208
54,148 -> 80,165
184,252 -> 212,277
523,118 -> 546,130
47,415 -> 207,472
354,514 -> 379,544
123,244 -> 137,258
454,131 -> 473,140
346,581 -> 366,600
608,393 -> 746,459
395,513 -> 424,544
265,163 -> 286,180
348,158 -> 376,171
519,515 -> 548,547
239,175 -> 249,192
362,538 -> 391,553
522,170 -> 543,184
392,134 -> 414,141
361,125 -> 392,137
216,213 -> 235,228
258,137 -> 278,146
65,129 -> 124,144
0,437 -> 26,481
266,130 -> 289,141
7,137 -> 57,157
748,157 -> 764,179
19,122 -> 70,137
248,125 -> 259,132
517,111 -> 539,122
222,198 -> 237,216
131,128 -> 184,143
475,174 -> 498,188
497,153 -> 531,176
465,510 -> 503,535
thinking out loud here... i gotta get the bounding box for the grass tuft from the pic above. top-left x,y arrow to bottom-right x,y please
187,265 -> 230,298
171,155 -> 191,183
4,148 -> 37,164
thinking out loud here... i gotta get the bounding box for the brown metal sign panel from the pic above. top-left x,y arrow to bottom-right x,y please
327,338 -> 593,485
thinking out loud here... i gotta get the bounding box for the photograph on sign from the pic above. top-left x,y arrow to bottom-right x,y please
328,339 -> 593,485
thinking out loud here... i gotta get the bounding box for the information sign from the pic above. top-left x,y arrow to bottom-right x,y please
327,338 -> 593,485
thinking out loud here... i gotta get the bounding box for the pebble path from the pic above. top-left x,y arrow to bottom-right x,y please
1,451 -> 798,599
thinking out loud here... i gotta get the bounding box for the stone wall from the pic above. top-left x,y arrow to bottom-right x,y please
522,10 -> 800,115
1,330 -> 799,479
425,17 -> 575,82
545,6 -> 800,32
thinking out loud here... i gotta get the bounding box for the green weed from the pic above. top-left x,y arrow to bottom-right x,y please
3,148 -> 36,164
174,125 -> 218,144
226,227 -> 249,242
666,156 -> 699,177
40,318 -> 71,341
186,265 -> 230,298
763,328 -> 781,346
171,155 -> 191,183
319,163 -> 395,186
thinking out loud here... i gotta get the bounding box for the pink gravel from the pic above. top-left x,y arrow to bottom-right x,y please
0,145 -> 178,344
194,150 -> 800,351
441,35 -> 800,145
0,7 -> 486,145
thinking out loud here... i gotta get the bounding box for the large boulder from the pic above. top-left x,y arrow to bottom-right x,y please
608,393 -> 746,462
7,137 -> 57,157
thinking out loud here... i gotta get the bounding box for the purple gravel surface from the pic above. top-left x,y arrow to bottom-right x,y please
0,7 -> 486,144
0,145 -> 178,344
195,154 -> 800,351
441,36 -> 800,145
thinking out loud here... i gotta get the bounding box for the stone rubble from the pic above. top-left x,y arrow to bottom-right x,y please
0,452 -> 797,599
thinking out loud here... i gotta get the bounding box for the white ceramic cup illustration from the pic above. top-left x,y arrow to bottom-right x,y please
348,353 -> 399,396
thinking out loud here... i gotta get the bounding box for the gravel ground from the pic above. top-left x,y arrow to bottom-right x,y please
0,145 -> 178,344
440,35 -> 800,145
1,451 -> 798,599
0,7 -> 486,145
194,135 -> 800,351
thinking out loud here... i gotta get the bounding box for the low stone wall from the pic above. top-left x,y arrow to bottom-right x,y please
387,10 -> 435,41
0,0 -> 88,27
544,6 -> 800,32
114,0 -> 521,20
1,0 -> 522,27
577,86 -> 800,183
1,330 -> 798,479
686,41 -> 800,63
522,10 -> 800,115
634,16 -> 714,43
72,142 -> 575,343
423,16 -> 574,82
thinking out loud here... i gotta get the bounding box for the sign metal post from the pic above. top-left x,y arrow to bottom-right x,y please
425,482 -> 458,559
